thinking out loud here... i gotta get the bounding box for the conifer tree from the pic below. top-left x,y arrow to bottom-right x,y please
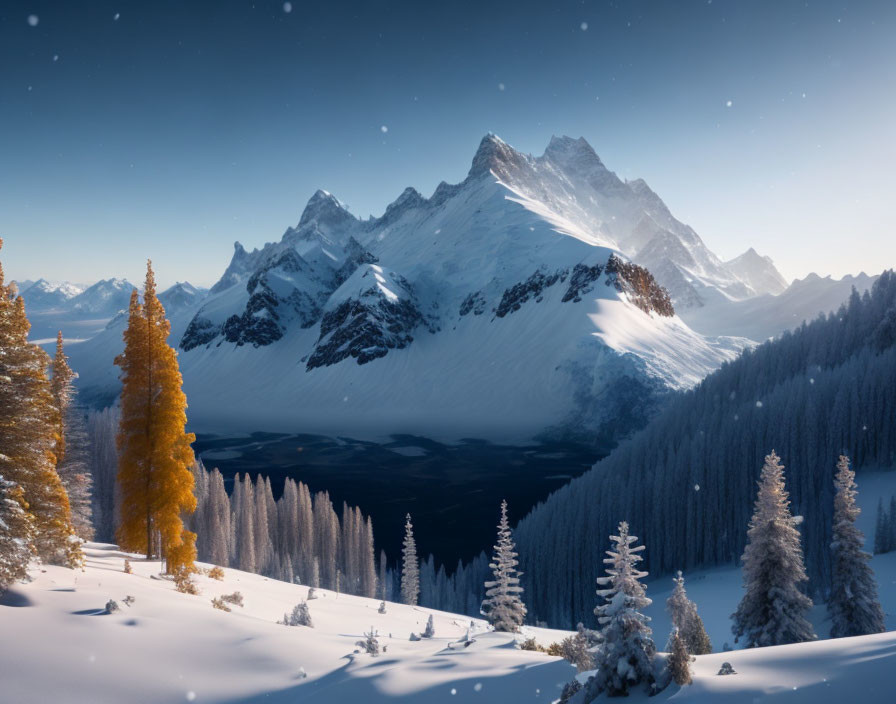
49,332 -> 75,463
0,243 -> 81,568
873,498 -> 889,554
51,334 -> 93,540
115,261 -> 196,572
666,628 -> 692,686
828,455 -> 885,638
481,500 -> 526,632
400,513 -> 419,606
378,549 -> 388,601
666,571 -> 711,655
587,521 -> 656,698
423,614 -> 435,638
731,451 -> 815,647
0,474 -> 33,591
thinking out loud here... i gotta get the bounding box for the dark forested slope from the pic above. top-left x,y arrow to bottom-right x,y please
514,271 -> 896,627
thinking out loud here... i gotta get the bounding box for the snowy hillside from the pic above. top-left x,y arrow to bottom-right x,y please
75,134 -> 752,442
681,272 -> 877,341
3,542 -> 896,703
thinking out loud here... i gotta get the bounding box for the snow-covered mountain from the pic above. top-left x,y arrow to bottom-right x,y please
724,247 -> 789,297
681,271 -> 878,341
73,134 -> 755,442
67,278 -> 136,316
158,281 -> 208,314
19,278 -> 87,311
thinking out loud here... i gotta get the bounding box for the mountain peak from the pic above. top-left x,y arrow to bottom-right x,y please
298,190 -> 354,228
467,133 -> 526,179
543,135 -> 605,170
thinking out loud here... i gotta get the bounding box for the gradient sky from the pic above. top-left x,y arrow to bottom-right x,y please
1,0 -> 894,289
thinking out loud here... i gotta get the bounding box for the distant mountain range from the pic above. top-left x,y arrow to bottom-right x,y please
56,134 -> 878,443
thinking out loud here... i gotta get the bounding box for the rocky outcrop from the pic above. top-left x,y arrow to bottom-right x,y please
606,255 -> 674,317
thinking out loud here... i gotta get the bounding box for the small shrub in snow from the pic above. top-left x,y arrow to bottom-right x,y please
221,591 -> 243,607
123,595 -> 136,607
519,637 -> 542,652
105,599 -> 120,614
123,559 -> 132,574
174,569 -> 200,595
717,662 -> 737,676
280,601 -> 313,627
558,628 -> 595,672
409,632 -> 421,641
378,600 -> 386,614
211,596 -> 231,612
207,566 -> 225,581
307,587 -> 317,600
666,628 -> 693,686
356,627 -> 380,656
558,679 -> 582,704
422,614 -> 435,638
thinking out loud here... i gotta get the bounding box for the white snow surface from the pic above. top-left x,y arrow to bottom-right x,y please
2,545 -> 574,703
4,540 -> 896,703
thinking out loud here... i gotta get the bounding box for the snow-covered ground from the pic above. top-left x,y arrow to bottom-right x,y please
1,545 -> 573,703
4,542 -> 896,703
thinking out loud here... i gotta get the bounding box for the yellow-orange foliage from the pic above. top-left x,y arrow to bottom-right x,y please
115,261 -> 196,572
0,239 -> 82,568
50,331 -> 75,463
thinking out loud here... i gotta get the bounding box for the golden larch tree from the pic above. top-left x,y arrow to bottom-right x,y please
0,239 -> 82,568
50,331 -> 75,463
115,261 -> 197,573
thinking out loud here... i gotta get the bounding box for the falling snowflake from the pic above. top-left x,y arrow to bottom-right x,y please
53,54 -> 59,62
380,125 -> 388,133
580,22 -> 588,31
498,83 -> 505,91
434,228 -> 442,234
474,683 -> 483,692
283,1 -> 292,12
343,396 -> 349,402
27,14 -> 39,26
809,378 -> 815,384
694,484 -> 700,492
114,12 -> 120,21
186,693 -> 196,702
755,401 -> 763,408
450,689 -> 457,696
725,100 -> 733,107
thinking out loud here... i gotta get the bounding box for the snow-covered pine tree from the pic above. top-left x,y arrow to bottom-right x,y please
400,513 -> 419,606
50,333 -> 94,541
587,521 -> 656,699
873,498 -> 888,554
731,451 -> 816,647
281,601 -> 313,627
665,571 -> 711,654
423,614 -> 435,638
87,406 -> 119,543
0,248 -> 81,568
481,500 -> 526,632
0,474 -> 33,591
666,628 -> 692,686
360,516 -> 377,598
357,627 -> 380,656
828,455 -> 885,638
378,549 -> 388,601
311,556 -> 321,589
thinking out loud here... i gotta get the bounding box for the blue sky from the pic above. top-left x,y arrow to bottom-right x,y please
1,0 -> 894,288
